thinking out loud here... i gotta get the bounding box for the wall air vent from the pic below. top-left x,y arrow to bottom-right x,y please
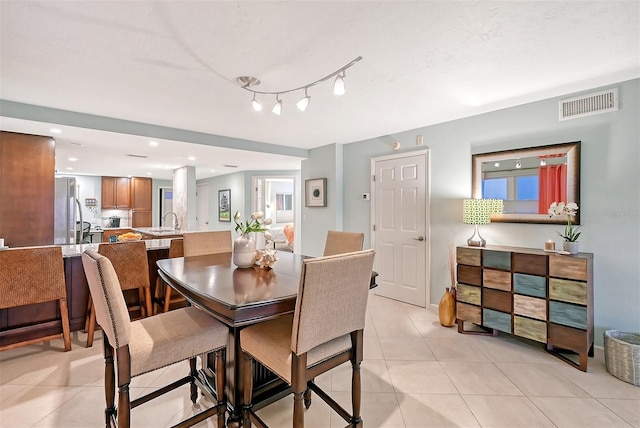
559,87 -> 618,121
126,154 -> 148,158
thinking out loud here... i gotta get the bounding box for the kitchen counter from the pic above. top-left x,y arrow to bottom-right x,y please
58,238 -> 175,257
131,227 -> 184,238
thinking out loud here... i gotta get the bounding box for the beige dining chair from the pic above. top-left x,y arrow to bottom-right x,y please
183,230 -> 232,257
240,249 -> 375,428
0,246 -> 72,352
85,241 -> 153,347
153,238 -> 185,314
82,249 -> 228,428
322,230 -> 365,256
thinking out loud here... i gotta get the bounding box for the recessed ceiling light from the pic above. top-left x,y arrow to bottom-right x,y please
149,141 -> 159,147
147,172 -> 152,176
66,167 -> 73,170
127,175 -> 132,178
70,142 -> 84,147
210,169 -> 216,173
50,128 -> 62,134
188,156 -> 196,161
68,157 -> 78,162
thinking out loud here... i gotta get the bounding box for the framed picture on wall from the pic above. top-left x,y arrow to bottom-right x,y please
218,189 -> 231,222
305,178 -> 327,207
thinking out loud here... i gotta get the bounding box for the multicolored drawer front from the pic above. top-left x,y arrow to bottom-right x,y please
457,247 -> 481,266
549,278 -> 587,305
483,250 -> 511,270
549,301 -> 587,330
483,288 -> 511,313
483,308 -> 512,333
513,253 -> 547,276
457,284 -> 481,305
513,294 -> 547,321
457,265 -> 482,286
457,302 -> 481,324
514,316 -> 547,343
483,269 -> 511,291
549,256 -> 588,281
513,273 -> 546,298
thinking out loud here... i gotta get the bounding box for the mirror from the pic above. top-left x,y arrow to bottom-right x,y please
472,141 -> 580,224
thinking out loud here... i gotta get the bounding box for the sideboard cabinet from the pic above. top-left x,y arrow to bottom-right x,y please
456,245 -> 594,371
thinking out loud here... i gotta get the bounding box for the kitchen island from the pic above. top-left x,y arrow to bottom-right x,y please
131,227 -> 183,240
0,238 -> 177,349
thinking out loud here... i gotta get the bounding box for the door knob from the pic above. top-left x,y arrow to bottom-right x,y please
413,236 -> 425,241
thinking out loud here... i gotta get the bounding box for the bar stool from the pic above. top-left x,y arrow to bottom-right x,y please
323,230 -> 365,256
153,238 -> 185,314
183,230 -> 232,257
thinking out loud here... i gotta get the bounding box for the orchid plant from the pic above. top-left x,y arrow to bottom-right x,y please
548,202 -> 581,242
233,211 -> 272,236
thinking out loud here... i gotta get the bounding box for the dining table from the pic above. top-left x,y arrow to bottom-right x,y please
156,250 -> 378,427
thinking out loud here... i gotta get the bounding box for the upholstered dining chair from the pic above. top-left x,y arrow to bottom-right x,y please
183,230 -> 232,257
85,241 -> 153,347
0,246 -> 71,352
154,238 -> 185,314
81,249 -> 228,428
240,249 -> 376,428
322,230 -> 365,256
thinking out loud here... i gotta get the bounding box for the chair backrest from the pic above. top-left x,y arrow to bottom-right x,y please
183,231 -> 232,257
291,249 -> 375,355
169,238 -> 184,258
97,241 -> 150,291
81,250 -> 131,348
0,247 -> 66,309
322,230 -> 365,256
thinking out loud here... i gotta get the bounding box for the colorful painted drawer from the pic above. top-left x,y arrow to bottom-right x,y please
483,308 -> 512,333
549,278 -> 587,305
483,268 -> 511,291
457,284 -> 481,305
514,316 -> 547,343
549,255 -> 588,281
457,247 -> 481,266
483,249 -> 511,270
457,265 -> 482,286
549,301 -> 587,330
513,252 -> 547,276
513,294 -> 547,321
457,302 -> 481,324
482,288 -> 511,313
513,273 -> 546,298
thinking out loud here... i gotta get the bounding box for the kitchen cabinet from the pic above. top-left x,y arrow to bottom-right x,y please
102,228 -> 132,242
131,177 -> 152,227
0,131 -> 55,247
101,176 -> 130,209
456,245 -> 593,371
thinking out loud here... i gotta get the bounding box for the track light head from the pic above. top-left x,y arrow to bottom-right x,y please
272,95 -> 282,115
251,93 -> 262,111
333,71 -> 345,95
296,88 -> 310,111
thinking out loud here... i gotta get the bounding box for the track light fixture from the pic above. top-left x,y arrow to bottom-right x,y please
236,56 -> 362,115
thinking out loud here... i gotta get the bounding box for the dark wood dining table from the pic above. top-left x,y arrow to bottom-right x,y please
156,251 -> 306,427
156,251 -> 378,427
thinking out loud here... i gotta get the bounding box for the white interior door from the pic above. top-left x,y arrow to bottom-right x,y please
372,151 -> 429,307
196,183 -> 210,231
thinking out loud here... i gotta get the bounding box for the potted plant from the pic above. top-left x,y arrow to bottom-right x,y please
548,202 -> 581,254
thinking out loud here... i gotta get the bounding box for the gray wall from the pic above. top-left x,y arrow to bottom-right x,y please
334,78 -> 639,344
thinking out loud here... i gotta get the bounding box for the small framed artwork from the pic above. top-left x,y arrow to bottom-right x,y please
218,189 -> 231,222
305,178 -> 327,207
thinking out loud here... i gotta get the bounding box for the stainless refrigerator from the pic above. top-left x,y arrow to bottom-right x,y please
54,177 -> 83,245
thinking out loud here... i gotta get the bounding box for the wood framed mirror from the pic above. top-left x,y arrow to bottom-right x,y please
472,141 -> 580,224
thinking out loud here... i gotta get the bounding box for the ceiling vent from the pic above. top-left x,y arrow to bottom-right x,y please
126,154 -> 148,158
559,87 -> 618,121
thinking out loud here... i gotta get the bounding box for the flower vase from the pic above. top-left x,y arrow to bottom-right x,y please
563,241 -> 579,255
233,234 -> 257,268
438,287 -> 456,327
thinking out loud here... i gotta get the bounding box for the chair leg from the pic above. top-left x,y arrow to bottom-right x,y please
58,298 -> 72,351
116,346 -> 132,428
242,351 -> 253,428
164,286 -> 172,313
85,296 -> 93,332
303,383 -> 312,409
86,302 -> 97,348
103,337 -> 116,427
189,357 -> 198,403
291,353 -> 307,428
214,349 -> 226,428
144,287 -> 152,318
350,360 -> 363,428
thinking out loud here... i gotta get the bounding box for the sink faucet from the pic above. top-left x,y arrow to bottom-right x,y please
162,211 -> 180,230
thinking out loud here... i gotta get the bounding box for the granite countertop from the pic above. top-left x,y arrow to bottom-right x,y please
131,227 -> 184,237
59,238 -> 175,257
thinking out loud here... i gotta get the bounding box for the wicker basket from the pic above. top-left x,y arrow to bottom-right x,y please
604,330 -> 640,386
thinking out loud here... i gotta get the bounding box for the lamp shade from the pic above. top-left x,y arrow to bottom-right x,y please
463,199 -> 490,225
487,198 -> 504,215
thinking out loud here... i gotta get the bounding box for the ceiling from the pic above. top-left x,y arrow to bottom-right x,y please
1,1 -> 638,180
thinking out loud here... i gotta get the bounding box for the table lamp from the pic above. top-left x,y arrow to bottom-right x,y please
463,199 -> 490,247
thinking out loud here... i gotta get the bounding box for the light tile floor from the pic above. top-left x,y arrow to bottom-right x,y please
1,294 -> 638,427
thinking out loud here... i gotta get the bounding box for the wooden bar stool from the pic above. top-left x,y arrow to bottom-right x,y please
153,238 -> 185,314
323,230 -> 365,256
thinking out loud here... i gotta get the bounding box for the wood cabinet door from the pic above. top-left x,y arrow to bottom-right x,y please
131,177 -> 152,210
115,177 -> 131,208
101,177 -> 116,208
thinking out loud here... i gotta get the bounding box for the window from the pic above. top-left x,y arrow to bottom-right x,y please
276,193 -> 293,211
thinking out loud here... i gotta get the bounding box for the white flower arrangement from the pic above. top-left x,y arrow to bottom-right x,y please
233,211 -> 273,236
548,202 -> 581,242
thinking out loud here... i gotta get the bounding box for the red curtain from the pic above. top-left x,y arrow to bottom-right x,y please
538,164 -> 567,213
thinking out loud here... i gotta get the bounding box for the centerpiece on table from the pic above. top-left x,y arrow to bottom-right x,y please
233,211 -> 272,268
548,201 -> 581,254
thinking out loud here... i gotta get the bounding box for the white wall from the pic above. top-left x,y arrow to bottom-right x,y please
337,78 -> 639,345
